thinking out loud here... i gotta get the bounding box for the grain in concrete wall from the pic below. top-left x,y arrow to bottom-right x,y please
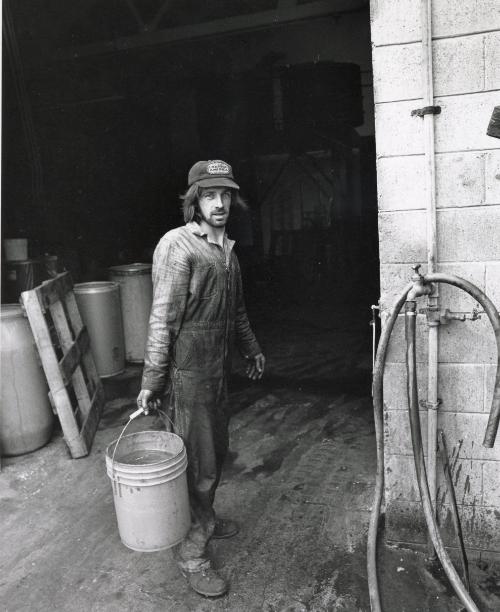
371,0 -> 500,558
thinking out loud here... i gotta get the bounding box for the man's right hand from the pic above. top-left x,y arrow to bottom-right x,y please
136,389 -> 162,415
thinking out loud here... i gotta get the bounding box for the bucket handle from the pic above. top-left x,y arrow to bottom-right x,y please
110,407 -> 175,469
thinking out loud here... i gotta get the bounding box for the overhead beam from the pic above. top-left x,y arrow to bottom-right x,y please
59,0 -> 368,60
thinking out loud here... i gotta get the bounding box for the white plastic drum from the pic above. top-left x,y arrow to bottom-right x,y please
0,304 -> 54,455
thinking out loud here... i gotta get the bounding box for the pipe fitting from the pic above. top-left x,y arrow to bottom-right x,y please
407,265 -> 434,301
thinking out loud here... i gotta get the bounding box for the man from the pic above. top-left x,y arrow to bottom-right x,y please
137,160 -> 265,598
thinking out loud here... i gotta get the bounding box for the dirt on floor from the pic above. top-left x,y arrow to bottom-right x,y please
1,302 -> 499,611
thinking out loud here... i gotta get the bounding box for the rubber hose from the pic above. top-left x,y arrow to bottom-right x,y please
405,300 -> 479,612
424,272 -> 500,447
368,273 -> 500,611
367,282 -> 414,612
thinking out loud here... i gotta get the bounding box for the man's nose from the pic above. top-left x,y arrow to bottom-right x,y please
214,194 -> 224,208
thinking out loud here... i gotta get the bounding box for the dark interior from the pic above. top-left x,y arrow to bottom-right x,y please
2,0 -> 379,346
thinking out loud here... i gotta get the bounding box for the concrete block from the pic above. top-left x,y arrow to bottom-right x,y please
385,313 -> 429,364
374,99 -> 424,157
436,153 -> 485,208
433,1 -> 500,39
456,505 -> 500,551
485,262 -> 500,308
383,360 -> 484,413
376,92 -> 500,157
485,150 -> 500,205
437,456 -> 483,507
484,31 -> 500,90
439,317 -> 498,364
377,153 -> 486,212
384,408 -> 428,456
484,364 -> 499,414
385,500 -> 426,545
438,262 -> 486,312
383,361 -> 427,411
377,156 -> 425,212
385,454 -> 419,502
438,363 -> 485,413
438,411 -> 500,460
434,91 -> 500,153
386,500 -> 500,551
372,43 -> 421,103
379,263 -> 426,309
482,461 -> 500,506
383,308 -> 496,365
434,35 -> 485,96
373,37 -> 484,103
438,206 -> 500,262
370,0 -> 420,47
371,0 -> 500,46
378,210 -> 426,264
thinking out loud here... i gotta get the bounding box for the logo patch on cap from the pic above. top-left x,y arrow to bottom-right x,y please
207,161 -> 230,175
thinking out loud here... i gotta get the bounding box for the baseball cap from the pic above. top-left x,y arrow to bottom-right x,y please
188,160 -> 240,189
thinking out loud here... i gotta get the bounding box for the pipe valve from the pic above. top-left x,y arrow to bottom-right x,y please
407,265 -> 433,300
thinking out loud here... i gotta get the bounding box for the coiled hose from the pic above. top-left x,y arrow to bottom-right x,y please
367,273 -> 500,612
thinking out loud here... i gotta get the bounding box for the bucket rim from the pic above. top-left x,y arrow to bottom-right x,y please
106,430 -> 185,467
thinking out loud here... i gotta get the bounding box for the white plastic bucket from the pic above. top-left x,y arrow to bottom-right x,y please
105,430 -> 190,552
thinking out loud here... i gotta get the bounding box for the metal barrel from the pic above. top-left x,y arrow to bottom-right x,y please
108,263 -> 153,363
74,282 -> 125,377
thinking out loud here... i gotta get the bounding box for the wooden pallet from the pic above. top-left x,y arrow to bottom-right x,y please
21,272 -> 105,458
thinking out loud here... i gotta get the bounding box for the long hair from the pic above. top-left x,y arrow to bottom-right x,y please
180,184 -> 248,223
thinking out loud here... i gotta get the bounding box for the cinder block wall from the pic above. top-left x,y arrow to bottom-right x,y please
370,0 -> 500,559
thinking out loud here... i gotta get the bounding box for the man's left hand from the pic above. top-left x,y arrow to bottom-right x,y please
246,353 -> 266,380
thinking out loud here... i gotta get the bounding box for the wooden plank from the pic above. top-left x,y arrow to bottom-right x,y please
50,299 -> 92,417
36,273 -> 73,312
58,327 -> 90,385
21,289 -> 87,458
80,384 -> 106,452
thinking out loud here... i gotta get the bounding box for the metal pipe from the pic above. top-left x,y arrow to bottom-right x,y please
405,300 -> 479,612
420,0 -> 441,527
368,282 -> 414,612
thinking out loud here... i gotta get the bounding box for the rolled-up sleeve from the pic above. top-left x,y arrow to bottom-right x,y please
141,236 -> 190,393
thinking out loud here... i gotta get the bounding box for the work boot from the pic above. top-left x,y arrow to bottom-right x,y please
213,518 -> 239,539
183,567 -> 228,597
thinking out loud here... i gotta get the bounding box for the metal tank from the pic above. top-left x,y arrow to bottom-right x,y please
0,304 -> 54,455
74,282 -> 125,377
108,263 -> 153,363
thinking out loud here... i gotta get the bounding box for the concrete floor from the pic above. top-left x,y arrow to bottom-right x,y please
1,301 -> 499,611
